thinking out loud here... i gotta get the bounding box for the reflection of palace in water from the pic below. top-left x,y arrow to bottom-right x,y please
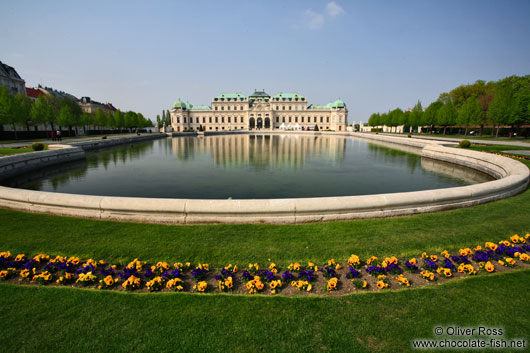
171,134 -> 346,169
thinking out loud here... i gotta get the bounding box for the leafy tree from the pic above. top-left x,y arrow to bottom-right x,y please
156,114 -> 161,127
503,90 -> 529,138
31,95 -> 54,130
124,111 -> 137,131
409,101 -> 423,132
114,110 -> 124,130
457,97 -> 482,136
368,113 -> 380,127
423,101 -> 443,133
488,87 -> 512,138
94,109 -> 107,129
57,98 -> 82,135
14,93 -> 33,131
165,110 -> 171,126
0,86 -> 21,139
436,101 -> 457,135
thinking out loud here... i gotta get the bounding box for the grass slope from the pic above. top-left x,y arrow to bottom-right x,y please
1,269 -> 529,353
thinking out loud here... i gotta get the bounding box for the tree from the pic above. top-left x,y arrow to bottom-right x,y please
156,114 -> 161,127
509,91 -> 530,129
14,93 -> 33,131
57,98 -> 82,136
95,109 -> 107,130
165,110 -> 171,126
457,97 -> 482,136
124,111 -> 137,131
436,101 -> 457,135
114,110 -> 124,130
409,101 -> 423,132
488,87 -> 512,138
0,86 -> 20,139
31,95 -> 53,131
423,101 -> 443,133
368,113 -> 380,127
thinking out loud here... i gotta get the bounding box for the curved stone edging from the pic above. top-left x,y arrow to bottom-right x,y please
0,132 -> 528,224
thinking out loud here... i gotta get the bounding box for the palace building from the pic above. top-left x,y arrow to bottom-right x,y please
170,90 -> 347,132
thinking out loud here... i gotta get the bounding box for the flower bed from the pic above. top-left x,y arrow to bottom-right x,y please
0,233 -> 529,296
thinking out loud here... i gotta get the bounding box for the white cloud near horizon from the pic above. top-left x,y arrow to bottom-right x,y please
326,1 -> 345,17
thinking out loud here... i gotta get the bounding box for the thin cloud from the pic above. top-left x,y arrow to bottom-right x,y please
326,2 -> 345,17
303,9 -> 325,30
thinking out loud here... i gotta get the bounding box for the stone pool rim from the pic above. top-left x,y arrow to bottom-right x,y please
0,132 -> 528,224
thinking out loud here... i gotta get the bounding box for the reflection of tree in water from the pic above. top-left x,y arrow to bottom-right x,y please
170,135 -> 346,171
7,141 -> 155,191
366,143 -> 419,174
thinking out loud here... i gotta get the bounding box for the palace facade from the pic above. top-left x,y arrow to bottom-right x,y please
170,90 -> 347,132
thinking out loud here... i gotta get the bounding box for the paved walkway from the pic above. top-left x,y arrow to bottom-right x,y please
502,150 -> 530,156
380,133 -> 530,147
0,134 -> 147,148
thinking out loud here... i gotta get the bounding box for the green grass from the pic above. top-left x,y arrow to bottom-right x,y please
385,131 -> 530,143
1,148 -> 529,352
1,269 -> 529,353
466,143 -> 530,156
0,132 -> 145,145
0,145 -> 49,156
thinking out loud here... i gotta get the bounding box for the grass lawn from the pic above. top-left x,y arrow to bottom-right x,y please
0,147 -> 529,352
0,145 -> 48,156
1,269 -> 529,352
0,132 -> 145,145
385,132 -> 530,143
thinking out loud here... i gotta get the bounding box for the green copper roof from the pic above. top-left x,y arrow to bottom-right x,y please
214,93 -> 246,101
249,90 -> 270,98
308,104 -> 328,110
191,105 -> 211,110
173,100 -> 187,109
327,99 -> 346,109
272,92 -> 305,101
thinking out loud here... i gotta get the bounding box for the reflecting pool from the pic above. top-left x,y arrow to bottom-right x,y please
4,135 -> 493,199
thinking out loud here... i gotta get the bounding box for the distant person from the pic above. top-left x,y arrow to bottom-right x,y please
56,130 -> 62,141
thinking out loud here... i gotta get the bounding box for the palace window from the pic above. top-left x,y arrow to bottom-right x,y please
215,117 -> 218,123
289,106 -> 292,110
184,117 -> 186,123
289,117 -> 291,123
240,116 -> 243,123
282,106 -> 285,110
228,116 -> 231,123
215,106 -> 218,111
196,117 -> 199,123
301,116 -> 304,123
209,117 -> 212,123
276,106 -> 279,110
295,116 -> 298,123
177,117 -> 180,123
276,117 -> 279,123
227,106 -> 230,110
203,117 -> 206,123
282,117 -> 285,123
320,117 -> 323,123
222,117 -> 224,123
314,117 -> 317,123
327,117 -> 330,123
240,106 -> 243,110
221,106 -> 224,110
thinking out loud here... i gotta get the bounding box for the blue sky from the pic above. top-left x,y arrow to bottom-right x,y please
1,0 -> 529,123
